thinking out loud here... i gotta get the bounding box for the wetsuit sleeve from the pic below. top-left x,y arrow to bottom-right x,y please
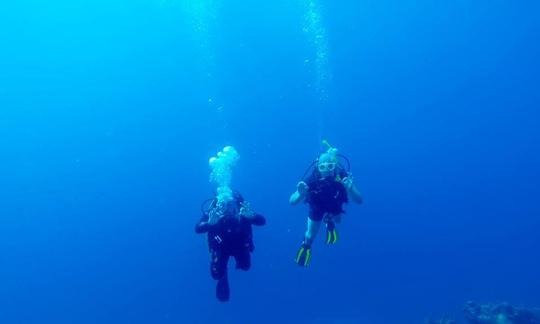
249,214 -> 266,226
195,214 -> 212,234
305,172 -> 317,188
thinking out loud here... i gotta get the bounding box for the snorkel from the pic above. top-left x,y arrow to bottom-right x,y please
321,140 -> 338,163
209,146 -> 240,219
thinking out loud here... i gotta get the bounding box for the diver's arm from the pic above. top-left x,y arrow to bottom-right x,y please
239,202 -> 265,226
195,214 -> 214,234
348,185 -> 363,204
342,177 -> 363,204
289,191 -> 302,204
240,205 -> 266,226
249,214 -> 266,226
289,181 -> 309,205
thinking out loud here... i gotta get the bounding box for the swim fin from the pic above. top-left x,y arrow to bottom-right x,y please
326,221 -> 338,244
216,274 -> 230,302
295,242 -> 312,267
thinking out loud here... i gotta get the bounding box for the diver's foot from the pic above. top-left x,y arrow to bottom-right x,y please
326,221 -> 338,245
216,276 -> 230,302
295,242 -> 312,267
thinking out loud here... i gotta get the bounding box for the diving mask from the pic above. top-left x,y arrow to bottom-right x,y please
318,162 -> 336,172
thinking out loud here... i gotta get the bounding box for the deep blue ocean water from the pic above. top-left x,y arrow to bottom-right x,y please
1,1 -> 539,323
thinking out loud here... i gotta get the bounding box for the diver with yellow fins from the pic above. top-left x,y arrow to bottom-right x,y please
289,140 -> 363,267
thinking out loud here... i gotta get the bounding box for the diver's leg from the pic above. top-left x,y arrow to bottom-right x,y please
210,249 -> 229,281
325,219 -> 339,245
323,213 -> 340,244
304,217 -> 322,245
216,272 -> 230,302
295,217 -> 321,267
210,249 -> 230,302
295,210 -> 323,267
234,249 -> 251,271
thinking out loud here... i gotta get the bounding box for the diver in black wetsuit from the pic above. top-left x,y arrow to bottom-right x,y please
290,142 -> 363,267
195,192 -> 266,302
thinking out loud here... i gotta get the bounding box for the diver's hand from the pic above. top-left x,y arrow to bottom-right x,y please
342,174 -> 363,204
239,202 -> 255,219
208,213 -> 218,225
342,176 -> 354,190
207,208 -> 220,225
297,181 -> 309,196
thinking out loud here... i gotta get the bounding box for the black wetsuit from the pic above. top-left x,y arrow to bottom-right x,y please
304,168 -> 349,221
195,194 -> 265,301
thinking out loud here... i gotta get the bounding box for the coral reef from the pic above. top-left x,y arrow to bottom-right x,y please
426,316 -> 457,324
463,301 -> 540,324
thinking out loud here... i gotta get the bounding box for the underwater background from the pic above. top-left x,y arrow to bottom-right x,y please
1,0 -> 539,323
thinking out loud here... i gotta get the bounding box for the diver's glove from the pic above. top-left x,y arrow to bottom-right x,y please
239,201 -> 255,219
295,242 -> 312,267
208,206 -> 223,225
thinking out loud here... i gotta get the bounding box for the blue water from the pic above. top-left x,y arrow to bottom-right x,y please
1,1 -> 539,323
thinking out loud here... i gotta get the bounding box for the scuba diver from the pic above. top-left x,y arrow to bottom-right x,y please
196,146 -> 266,302
195,192 -> 266,302
289,140 -> 363,267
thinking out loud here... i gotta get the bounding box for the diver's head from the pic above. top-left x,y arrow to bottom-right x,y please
317,152 -> 337,178
221,200 -> 239,217
210,198 -> 240,221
